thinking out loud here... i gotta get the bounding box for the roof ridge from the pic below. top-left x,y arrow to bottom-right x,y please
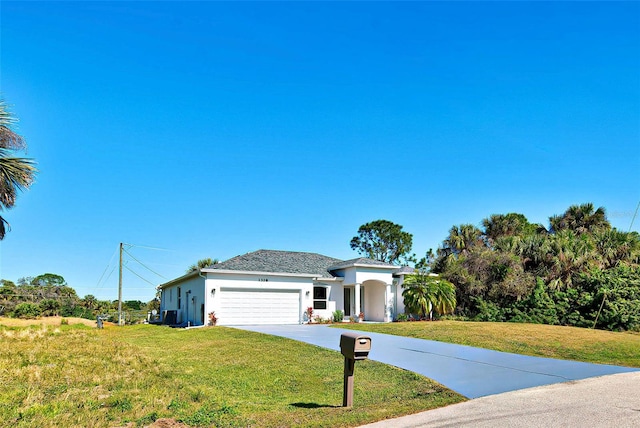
212,249 -> 343,277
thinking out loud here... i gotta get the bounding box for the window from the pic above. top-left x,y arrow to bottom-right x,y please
313,286 -> 327,310
177,287 -> 181,309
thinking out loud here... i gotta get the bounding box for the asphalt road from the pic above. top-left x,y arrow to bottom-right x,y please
358,372 -> 640,428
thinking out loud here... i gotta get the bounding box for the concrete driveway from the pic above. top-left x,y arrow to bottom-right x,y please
233,324 -> 638,399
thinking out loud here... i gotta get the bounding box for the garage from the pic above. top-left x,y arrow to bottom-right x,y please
217,288 -> 301,325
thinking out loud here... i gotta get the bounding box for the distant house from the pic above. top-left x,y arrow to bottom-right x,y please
158,249 -> 414,326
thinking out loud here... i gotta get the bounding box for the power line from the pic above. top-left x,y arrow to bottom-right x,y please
122,248 -> 166,279
123,265 -> 157,286
96,246 -> 120,288
127,243 -> 172,252
98,266 -> 118,289
629,200 -> 640,232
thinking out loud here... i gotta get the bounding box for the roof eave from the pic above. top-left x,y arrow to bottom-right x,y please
158,269 -> 201,290
329,263 -> 400,271
201,268 -> 319,279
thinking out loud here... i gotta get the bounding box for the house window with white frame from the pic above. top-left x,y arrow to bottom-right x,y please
313,286 -> 327,310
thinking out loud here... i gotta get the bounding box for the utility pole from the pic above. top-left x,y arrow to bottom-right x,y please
118,242 -> 123,326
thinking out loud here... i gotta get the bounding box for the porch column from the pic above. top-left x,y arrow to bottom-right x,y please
354,283 -> 361,318
384,283 -> 392,322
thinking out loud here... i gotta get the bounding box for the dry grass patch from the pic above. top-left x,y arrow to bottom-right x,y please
339,321 -> 640,367
0,324 -> 167,427
0,316 -> 110,328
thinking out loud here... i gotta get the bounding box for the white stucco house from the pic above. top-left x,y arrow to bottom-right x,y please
158,249 -> 414,326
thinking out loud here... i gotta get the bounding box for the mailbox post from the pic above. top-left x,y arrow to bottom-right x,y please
339,331 -> 372,407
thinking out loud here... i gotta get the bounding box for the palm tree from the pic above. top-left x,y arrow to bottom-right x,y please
592,229 -> 640,269
187,257 -> 219,273
0,100 -> 37,239
518,233 -> 552,276
549,203 -> 610,235
82,294 -> 98,311
444,224 -> 483,255
545,230 -> 597,289
402,271 -> 456,320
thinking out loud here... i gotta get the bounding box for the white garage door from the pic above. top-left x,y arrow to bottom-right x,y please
218,288 -> 301,325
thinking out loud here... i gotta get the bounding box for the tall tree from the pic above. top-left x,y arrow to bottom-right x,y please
402,271 -> 456,319
350,220 -> 414,265
549,203 -> 610,235
82,294 -> 98,310
0,100 -> 37,239
482,213 -> 543,244
31,273 -> 67,287
415,249 -> 436,271
442,224 -> 483,256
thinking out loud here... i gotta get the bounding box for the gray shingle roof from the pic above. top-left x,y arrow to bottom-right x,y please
328,257 -> 398,270
392,265 -> 415,276
210,250 -> 344,278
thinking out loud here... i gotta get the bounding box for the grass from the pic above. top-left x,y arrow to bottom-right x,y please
336,321 -> 640,367
0,316 -> 107,328
0,323 -> 464,427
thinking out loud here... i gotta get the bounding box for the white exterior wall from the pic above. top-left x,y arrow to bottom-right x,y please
161,284 -> 177,312
328,282 -> 344,318
363,281 -> 386,321
337,266 -> 396,321
355,269 -> 394,285
158,264 -> 407,325
395,276 -> 407,315
332,268 -> 355,284
182,276 -> 206,325
334,266 -> 395,285
161,284 -> 178,316
159,274 -> 206,325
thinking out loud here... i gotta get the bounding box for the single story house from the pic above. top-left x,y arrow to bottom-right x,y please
158,249 -> 414,326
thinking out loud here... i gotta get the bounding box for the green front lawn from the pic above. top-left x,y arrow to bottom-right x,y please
336,321 -> 640,367
0,324 -> 464,427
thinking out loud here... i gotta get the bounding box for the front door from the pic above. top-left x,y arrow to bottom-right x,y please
343,288 -> 351,316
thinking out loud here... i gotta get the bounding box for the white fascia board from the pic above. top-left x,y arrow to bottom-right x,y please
350,264 -> 399,270
313,277 -> 344,282
157,270 -> 201,290
200,269 -> 318,279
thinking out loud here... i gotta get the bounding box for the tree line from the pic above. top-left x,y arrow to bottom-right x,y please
433,203 -> 639,331
351,205 -> 640,331
0,273 -> 158,323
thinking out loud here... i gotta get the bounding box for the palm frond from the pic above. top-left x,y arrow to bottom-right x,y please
0,101 -> 26,150
0,216 -> 8,240
0,153 -> 37,208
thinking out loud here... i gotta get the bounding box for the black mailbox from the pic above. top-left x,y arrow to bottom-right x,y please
340,331 -> 372,407
340,331 -> 372,360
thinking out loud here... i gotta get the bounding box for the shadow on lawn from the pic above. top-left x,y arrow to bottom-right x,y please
290,402 -> 340,409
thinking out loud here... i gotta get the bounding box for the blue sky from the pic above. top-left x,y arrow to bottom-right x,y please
1,1 -> 638,302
